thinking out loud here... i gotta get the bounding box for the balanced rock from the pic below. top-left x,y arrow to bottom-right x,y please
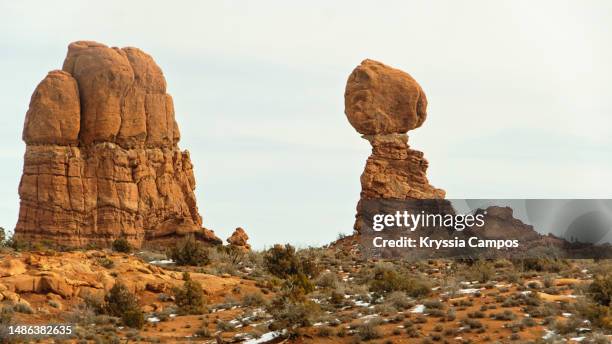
14,41 -> 219,248
345,60 -> 445,232
227,227 -> 251,251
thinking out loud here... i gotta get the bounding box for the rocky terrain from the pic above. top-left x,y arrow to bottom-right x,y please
15,41 -> 220,249
1,239 -> 611,343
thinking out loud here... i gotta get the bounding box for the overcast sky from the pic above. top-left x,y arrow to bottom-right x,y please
1,1 -> 611,248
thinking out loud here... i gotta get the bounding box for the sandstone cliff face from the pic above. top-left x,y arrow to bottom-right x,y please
345,60 -> 445,232
15,41 -> 219,248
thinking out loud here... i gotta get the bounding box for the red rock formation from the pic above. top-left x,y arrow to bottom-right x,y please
15,41 -> 219,248
345,60 -> 445,232
227,227 -> 251,252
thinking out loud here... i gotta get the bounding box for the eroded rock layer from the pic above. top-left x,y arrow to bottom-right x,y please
345,60 -> 445,232
15,41 -> 218,248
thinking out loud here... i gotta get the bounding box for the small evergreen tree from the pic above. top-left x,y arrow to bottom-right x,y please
167,236 -> 210,266
112,237 -> 132,253
173,272 -> 206,315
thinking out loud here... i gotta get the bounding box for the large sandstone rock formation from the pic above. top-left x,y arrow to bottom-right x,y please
345,59 -> 445,232
15,41 -> 219,248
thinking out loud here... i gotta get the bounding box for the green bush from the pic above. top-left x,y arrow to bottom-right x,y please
97,257 -> 115,269
282,273 -> 315,301
264,244 -> 301,278
0,307 -> 13,325
589,274 -> 612,306
111,237 -> 132,253
263,244 -> 319,279
173,272 -> 206,315
105,282 -> 139,317
167,236 -> 210,266
103,282 -> 144,328
121,309 -> 145,329
369,268 -> 431,297
517,257 -> 568,272
268,299 -> 321,332
241,292 -> 267,307
357,321 -> 381,340
466,260 -> 495,283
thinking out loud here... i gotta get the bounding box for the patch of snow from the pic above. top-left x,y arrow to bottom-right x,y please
359,314 -> 380,322
570,337 -> 585,342
354,300 -> 371,307
243,331 -> 283,344
147,317 -> 160,323
410,304 -> 425,313
458,288 -> 483,294
543,329 -> 556,340
149,259 -> 174,265
562,312 -> 573,318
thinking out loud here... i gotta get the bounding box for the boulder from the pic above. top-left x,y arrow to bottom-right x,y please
0,259 -> 27,277
227,227 -> 251,251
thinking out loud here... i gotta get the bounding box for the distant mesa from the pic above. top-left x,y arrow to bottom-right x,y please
15,40 -> 220,248
345,59 -> 445,233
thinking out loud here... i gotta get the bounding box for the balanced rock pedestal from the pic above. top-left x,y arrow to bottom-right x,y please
345,59 -> 445,232
14,41 -> 220,248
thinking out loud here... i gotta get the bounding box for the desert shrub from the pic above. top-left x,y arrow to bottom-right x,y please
490,310 -> 516,321
167,235 -> 210,266
12,303 -> 33,314
0,307 -> 13,324
0,227 -> 5,246
330,291 -> 345,306
121,309 -> 144,329
423,299 -> 443,309
517,257 -> 568,273
316,272 -> 338,289
264,244 -> 319,279
105,282 -> 138,317
369,268 -> 430,297
264,244 -> 300,277
574,299 -> 612,330
466,260 -> 494,283
461,318 -> 484,330
195,327 -> 212,338
111,237 -> 132,253
104,282 -> 144,328
276,273 -> 316,303
268,299 -> 321,333
316,326 -> 333,337
386,291 -> 413,310
242,291 -> 267,307
97,257 -> 115,269
173,272 -> 206,315
357,322 -> 381,340
216,320 -> 235,332
589,274 -> 612,306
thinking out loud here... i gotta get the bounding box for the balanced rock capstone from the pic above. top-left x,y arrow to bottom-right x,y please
345,59 -> 445,232
15,41 -> 220,248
